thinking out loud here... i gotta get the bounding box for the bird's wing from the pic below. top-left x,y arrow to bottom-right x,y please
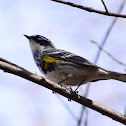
44,49 -> 96,66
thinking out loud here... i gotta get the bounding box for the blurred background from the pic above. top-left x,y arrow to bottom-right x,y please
0,0 -> 126,126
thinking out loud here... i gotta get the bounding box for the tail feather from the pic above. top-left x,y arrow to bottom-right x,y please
92,68 -> 126,83
109,71 -> 126,83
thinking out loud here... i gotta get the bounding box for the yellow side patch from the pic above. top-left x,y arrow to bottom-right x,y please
43,55 -> 59,70
43,55 -> 59,63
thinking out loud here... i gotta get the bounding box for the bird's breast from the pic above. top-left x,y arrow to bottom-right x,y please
41,55 -> 60,74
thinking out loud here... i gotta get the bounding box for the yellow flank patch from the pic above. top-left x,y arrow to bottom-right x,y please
43,55 -> 59,63
43,55 -> 59,70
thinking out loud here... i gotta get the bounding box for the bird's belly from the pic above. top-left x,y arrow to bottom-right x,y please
44,66 -> 89,86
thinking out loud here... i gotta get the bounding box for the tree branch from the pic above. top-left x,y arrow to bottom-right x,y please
101,0 -> 109,13
51,0 -> 126,18
0,57 -> 126,125
90,40 -> 126,66
94,0 -> 126,64
78,1 -> 126,124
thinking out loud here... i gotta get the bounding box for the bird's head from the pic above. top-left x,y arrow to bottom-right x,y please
24,34 -> 55,53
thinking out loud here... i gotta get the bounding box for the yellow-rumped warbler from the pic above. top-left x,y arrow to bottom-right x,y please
24,34 -> 126,88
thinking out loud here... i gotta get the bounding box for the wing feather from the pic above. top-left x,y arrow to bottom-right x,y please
43,49 -> 96,66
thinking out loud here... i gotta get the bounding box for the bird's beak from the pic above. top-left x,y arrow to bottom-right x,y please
24,34 -> 30,39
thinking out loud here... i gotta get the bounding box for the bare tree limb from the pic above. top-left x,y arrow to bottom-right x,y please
101,0 -> 109,13
0,57 -> 126,125
51,0 -> 126,18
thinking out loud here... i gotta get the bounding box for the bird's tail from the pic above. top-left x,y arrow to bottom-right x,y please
95,68 -> 126,83
91,68 -> 126,83
108,71 -> 126,83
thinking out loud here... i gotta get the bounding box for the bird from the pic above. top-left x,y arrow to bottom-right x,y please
24,34 -> 126,90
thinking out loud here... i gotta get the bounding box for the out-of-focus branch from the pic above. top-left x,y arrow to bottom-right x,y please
56,95 -> 78,121
51,0 -> 126,18
90,40 -> 126,66
0,57 -> 126,125
94,0 -> 126,64
84,108 -> 88,126
78,84 -> 90,126
78,1 -> 126,125
101,0 -> 109,13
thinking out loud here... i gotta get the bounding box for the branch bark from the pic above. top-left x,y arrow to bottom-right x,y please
51,0 -> 126,18
0,57 -> 126,125
101,0 -> 109,13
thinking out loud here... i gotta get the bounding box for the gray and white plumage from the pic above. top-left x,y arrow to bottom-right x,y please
24,34 -> 126,86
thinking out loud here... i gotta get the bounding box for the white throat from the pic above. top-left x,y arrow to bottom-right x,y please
29,39 -> 45,54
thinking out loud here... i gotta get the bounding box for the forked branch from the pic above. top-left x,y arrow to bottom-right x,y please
51,0 -> 126,18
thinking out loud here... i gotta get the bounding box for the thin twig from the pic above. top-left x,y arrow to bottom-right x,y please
84,108 -> 88,126
101,0 -> 109,13
78,84 -> 90,126
51,0 -> 126,18
56,95 -> 78,121
90,40 -> 126,66
94,0 -> 126,64
0,57 -> 126,125
78,0 -> 126,125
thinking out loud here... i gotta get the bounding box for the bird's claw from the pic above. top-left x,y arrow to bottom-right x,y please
68,87 -> 79,101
